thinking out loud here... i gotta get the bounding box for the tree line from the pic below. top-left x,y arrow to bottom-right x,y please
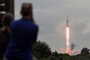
33,41 -> 90,60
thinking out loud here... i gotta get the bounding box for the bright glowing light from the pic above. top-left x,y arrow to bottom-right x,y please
66,27 -> 70,46
66,27 -> 71,54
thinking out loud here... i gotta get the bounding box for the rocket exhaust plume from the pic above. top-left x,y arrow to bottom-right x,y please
60,17 -> 76,55
66,16 -> 71,54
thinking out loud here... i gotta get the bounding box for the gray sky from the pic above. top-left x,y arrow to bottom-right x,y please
15,0 -> 90,53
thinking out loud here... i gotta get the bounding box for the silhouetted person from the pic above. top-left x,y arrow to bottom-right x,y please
0,13 -> 13,60
4,3 -> 39,60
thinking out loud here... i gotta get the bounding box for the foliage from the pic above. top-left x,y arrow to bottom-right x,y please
33,41 -> 51,59
80,47 -> 90,55
33,41 -> 90,60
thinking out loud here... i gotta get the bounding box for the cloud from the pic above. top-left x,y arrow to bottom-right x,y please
34,0 -> 90,51
15,0 -> 90,52
83,22 -> 90,34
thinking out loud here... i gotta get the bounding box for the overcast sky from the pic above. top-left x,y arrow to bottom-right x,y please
15,0 -> 90,53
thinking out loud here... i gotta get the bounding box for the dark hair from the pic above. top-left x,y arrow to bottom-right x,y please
20,3 -> 35,23
20,3 -> 33,16
2,13 -> 13,27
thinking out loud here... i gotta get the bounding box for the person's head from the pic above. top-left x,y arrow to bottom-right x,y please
2,12 -> 14,27
20,3 -> 33,17
20,3 -> 35,23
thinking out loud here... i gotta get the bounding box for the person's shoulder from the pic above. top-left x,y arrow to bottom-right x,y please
10,19 -> 22,28
34,24 -> 39,28
11,19 -> 21,24
14,19 -> 22,22
33,24 -> 39,30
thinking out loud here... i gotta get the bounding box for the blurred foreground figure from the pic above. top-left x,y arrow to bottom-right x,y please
4,3 -> 39,60
0,13 -> 13,60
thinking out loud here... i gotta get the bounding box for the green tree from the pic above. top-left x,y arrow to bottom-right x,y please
81,47 -> 90,55
33,41 -> 51,59
52,51 -> 58,57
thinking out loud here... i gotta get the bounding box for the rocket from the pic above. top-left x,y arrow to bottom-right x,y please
66,16 -> 69,27
65,16 -> 71,54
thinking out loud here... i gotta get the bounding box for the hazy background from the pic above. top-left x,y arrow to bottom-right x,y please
15,0 -> 90,53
